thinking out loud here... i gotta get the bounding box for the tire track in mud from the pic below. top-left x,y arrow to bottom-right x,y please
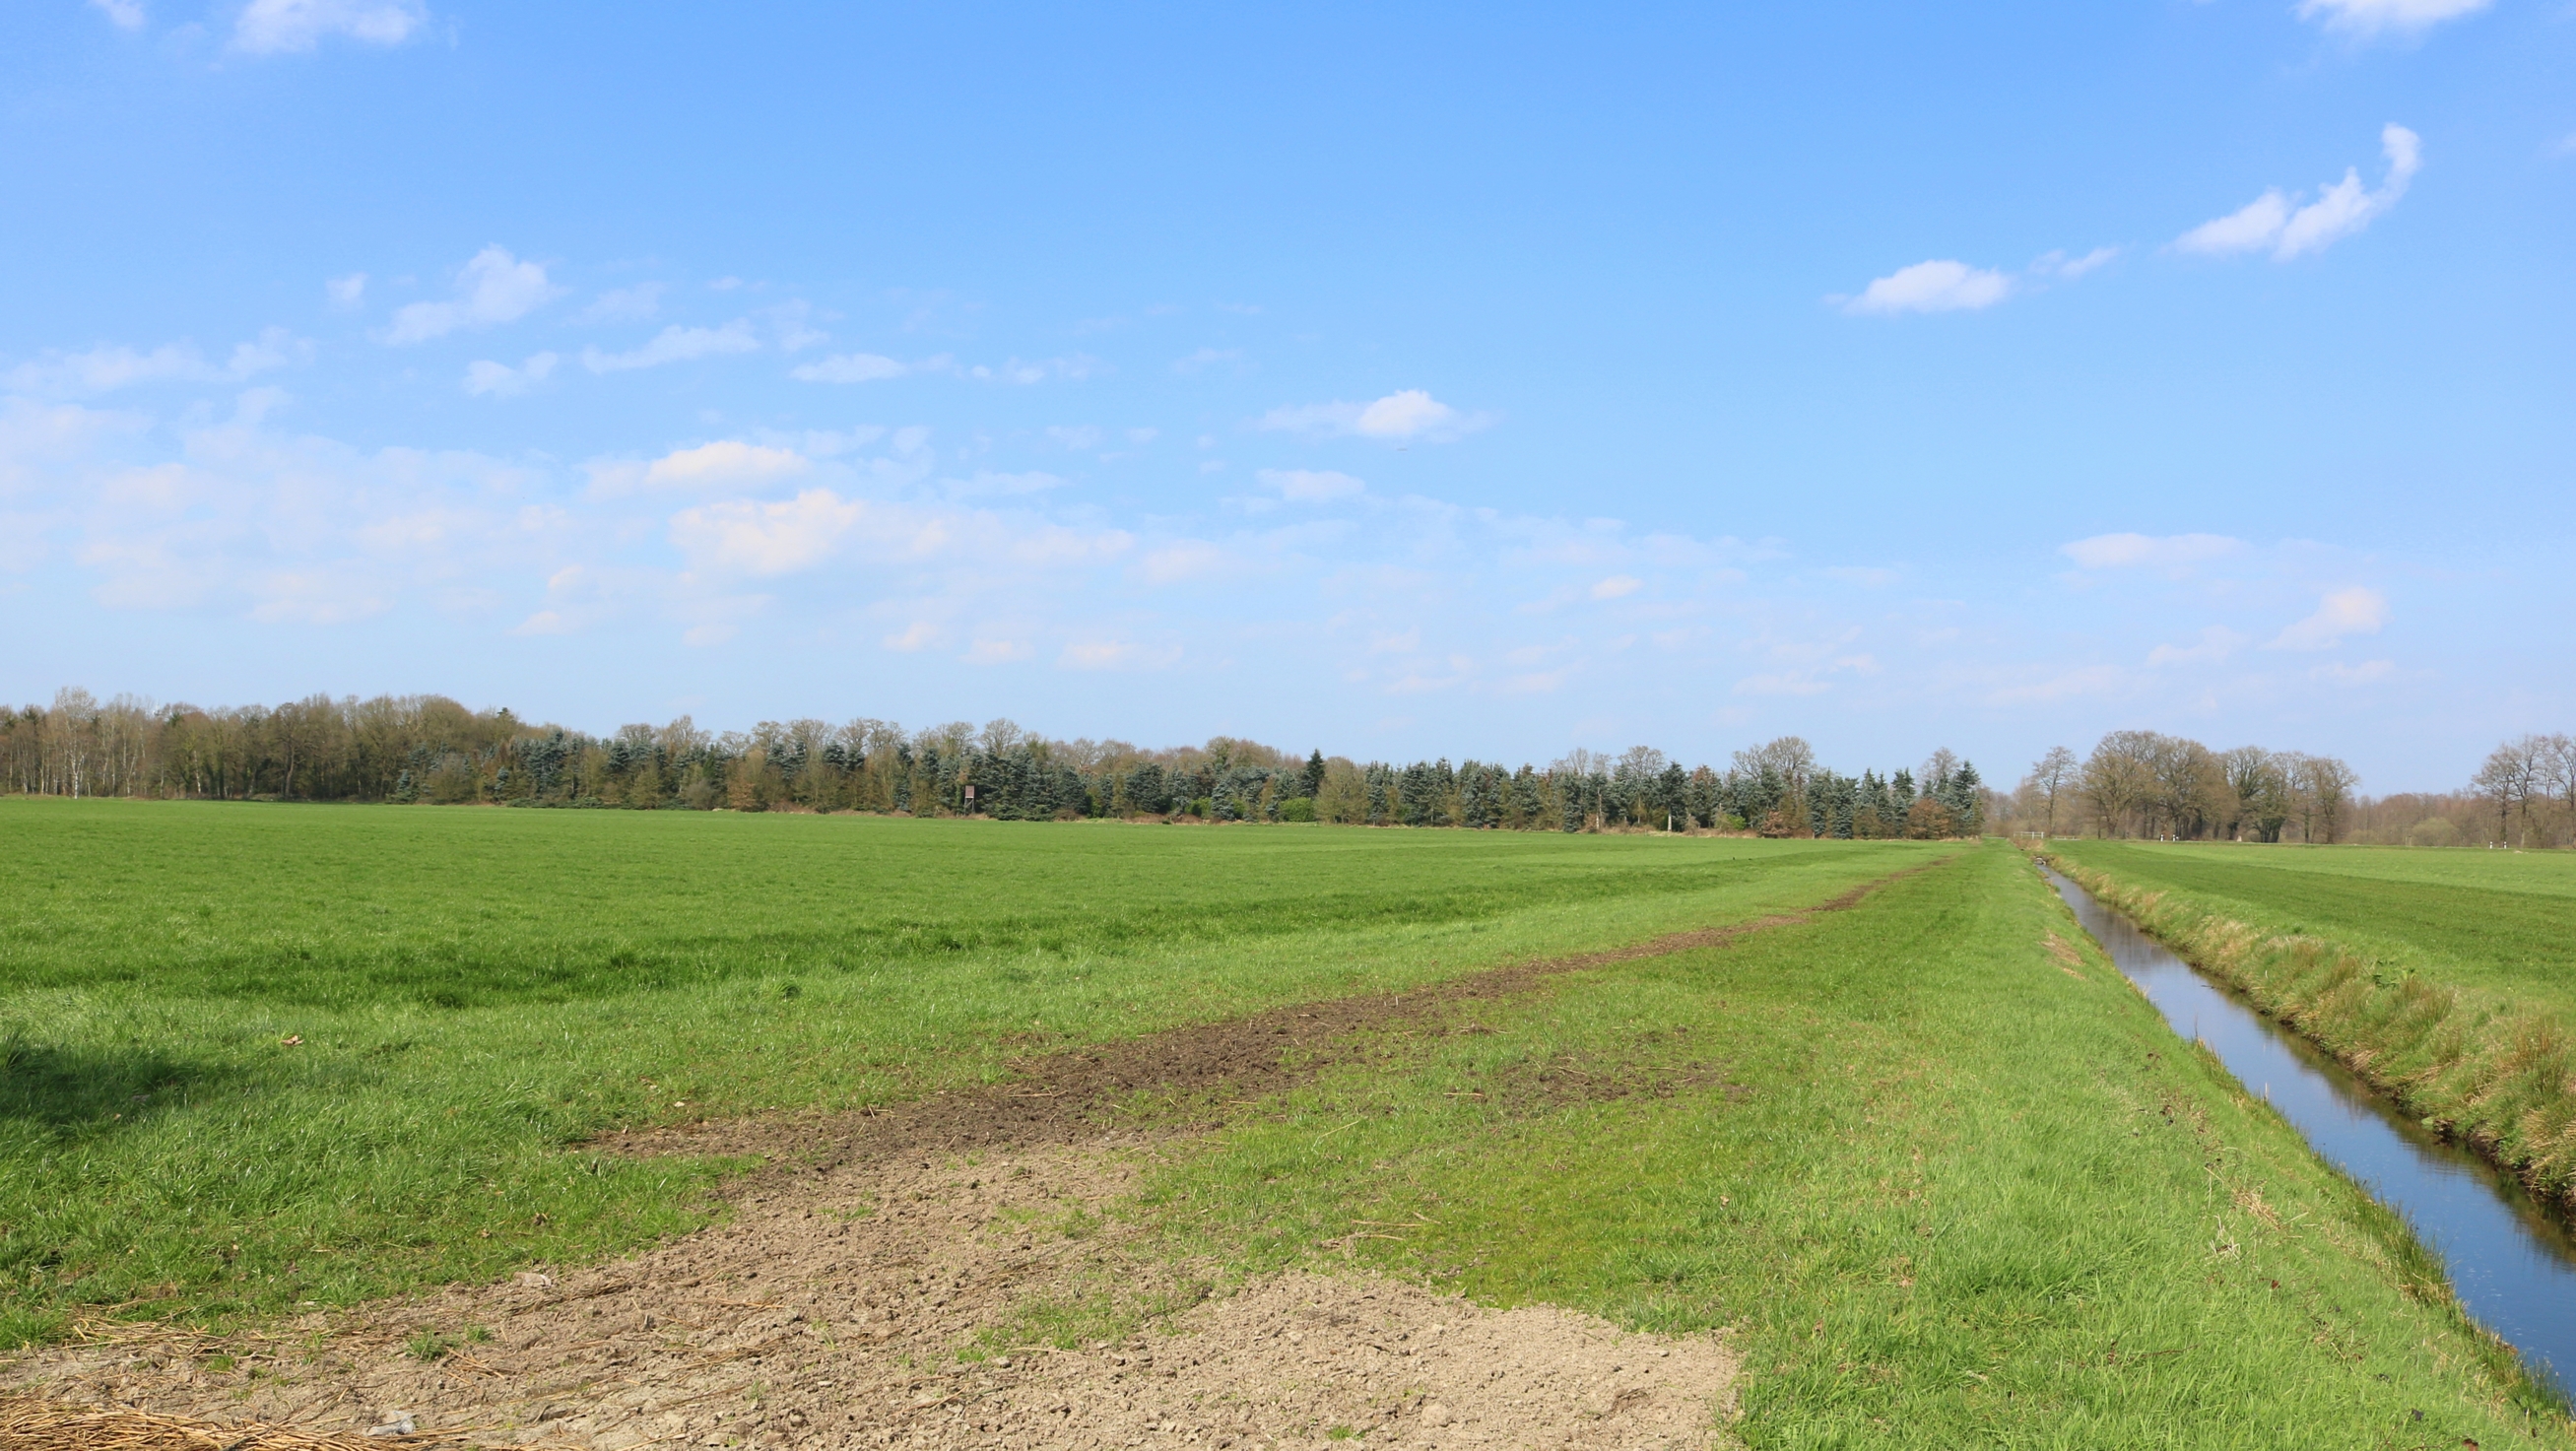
608,856 -> 1949,1175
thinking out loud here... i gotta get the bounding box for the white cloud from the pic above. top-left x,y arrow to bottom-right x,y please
589,440 -> 811,497
2036,246 -> 2120,278
91,0 -> 146,32
581,320 -> 759,373
1842,259 -> 2013,316
1590,574 -> 1642,600
1733,673 -> 1833,697
577,284 -> 664,324
4,328 -> 304,396
2145,625 -> 2248,666
233,0 -> 426,52
2268,586 -> 2389,650
790,352 -> 907,383
668,488 -> 862,575
325,273 -> 367,308
949,471 -> 1067,498
1355,389 -> 1462,438
1986,665 -> 2130,705
959,356 -> 1099,384
1045,425 -> 1103,451
884,621 -> 942,652
461,351 -> 558,399
2176,125 -> 2420,260
383,246 -> 558,345
1257,389 -> 1486,442
1136,541 -> 1227,584
2060,532 -> 2245,569
2312,658 -> 2397,685
2297,0 -> 2488,37
1259,468 -> 1366,502
1060,639 -> 1182,671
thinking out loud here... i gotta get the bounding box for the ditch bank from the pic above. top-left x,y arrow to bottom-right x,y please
2042,857 -> 2576,1397
2039,850 -> 2576,1216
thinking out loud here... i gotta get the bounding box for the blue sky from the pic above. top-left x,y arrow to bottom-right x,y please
2,0 -> 2569,789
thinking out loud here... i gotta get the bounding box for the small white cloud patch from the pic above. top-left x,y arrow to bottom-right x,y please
2269,587 -> 2389,650
1259,468 -> 1366,502
90,0 -> 146,32
790,353 -> 907,383
2176,125 -> 2420,261
1842,260 -> 2013,316
2059,533 -> 2245,569
581,321 -> 759,373
461,352 -> 558,398
1257,389 -> 1486,442
2297,0 -> 2488,37
383,246 -> 558,346
234,0 -> 427,54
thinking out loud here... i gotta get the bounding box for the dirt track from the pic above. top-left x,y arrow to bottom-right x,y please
2,868 -> 1937,1448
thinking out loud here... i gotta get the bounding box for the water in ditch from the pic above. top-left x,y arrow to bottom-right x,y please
2042,864 -> 2576,1393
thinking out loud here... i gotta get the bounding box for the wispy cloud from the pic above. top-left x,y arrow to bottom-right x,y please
1258,468 -> 1366,502
2268,586 -> 2389,650
234,0 -> 428,55
4,329 -> 304,397
2297,0 -> 2488,39
2176,125 -> 2420,260
576,284 -> 664,325
1257,389 -> 1489,442
2145,625 -> 2248,667
383,246 -> 559,346
580,320 -> 759,373
89,0 -> 145,32
586,440 -> 813,498
2060,533 -> 2245,571
1841,260 -> 2014,316
791,352 -> 908,383
461,352 -> 558,399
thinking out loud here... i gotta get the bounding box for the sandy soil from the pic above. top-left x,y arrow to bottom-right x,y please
7,1140 -> 1734,1449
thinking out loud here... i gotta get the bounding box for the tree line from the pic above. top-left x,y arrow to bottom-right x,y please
1998,728 -> 2576,848
1,688 -> 1989,837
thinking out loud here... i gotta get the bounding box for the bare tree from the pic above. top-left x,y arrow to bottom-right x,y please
2026,746 -> 2078,836
2306,756 -> 2359,843
2545,734 -> 2576,848
2473,738 -> 2544,847
1733,736 -> 1816,789
2080,731 -> 2157,837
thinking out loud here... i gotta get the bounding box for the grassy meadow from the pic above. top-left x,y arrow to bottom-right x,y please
0,797 -> 1935,1345
2047,840 -> 2576,1203
1101,843 -> 2562,1446
6,801 -> 2566,1444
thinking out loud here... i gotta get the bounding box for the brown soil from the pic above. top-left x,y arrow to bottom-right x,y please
8,1143 -> 1733,1449
0,869 -> 1944,1449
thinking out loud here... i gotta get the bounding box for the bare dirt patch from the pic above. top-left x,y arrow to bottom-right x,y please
609,864 -> 1929,1173
6,1142 -> 1733,1449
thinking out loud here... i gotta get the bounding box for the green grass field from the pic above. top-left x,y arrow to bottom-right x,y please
0,798 -> 1933,1345
2047,839 -> 2576,1206
3,803 -> 2563,1445
1117,844 -> 2556,1445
